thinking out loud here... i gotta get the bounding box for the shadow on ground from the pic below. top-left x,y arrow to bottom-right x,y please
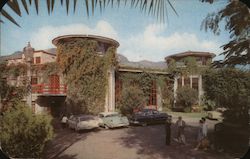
119,124 -> 233,159
42,118 -> 97,159
56,154 -> 78,159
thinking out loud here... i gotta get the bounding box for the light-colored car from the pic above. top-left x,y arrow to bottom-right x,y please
98,112 -> 129,129
68,115 -> 99,131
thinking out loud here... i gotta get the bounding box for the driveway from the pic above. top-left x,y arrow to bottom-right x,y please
43,121 -> 234,159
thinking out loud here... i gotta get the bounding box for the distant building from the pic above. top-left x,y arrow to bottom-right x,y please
0,35 -> 215,116
165,51 -> 216,106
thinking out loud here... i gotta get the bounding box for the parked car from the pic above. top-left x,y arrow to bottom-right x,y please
68,115 -> 100,131
129,109 -> 168,126
98,112 -> 129,129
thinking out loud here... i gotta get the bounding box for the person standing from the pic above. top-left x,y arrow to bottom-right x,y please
165,115 -> 172,145
175,116 -> 186,144
194,119 -> 204,150
201,117 -> 209,150
201,117 -> 208,137
61,114 -> 68,129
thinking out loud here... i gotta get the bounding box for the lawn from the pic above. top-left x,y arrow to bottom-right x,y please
166,111 -> 206,118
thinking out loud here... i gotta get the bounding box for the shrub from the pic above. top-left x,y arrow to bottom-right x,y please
117,86 -> 146,116
0,102 -> 53,158
176,86 -> 198,112
203,68 -> 250,126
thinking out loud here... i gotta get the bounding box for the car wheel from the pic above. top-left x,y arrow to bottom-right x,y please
142,123 -> 147,127
104,125 -> 109,129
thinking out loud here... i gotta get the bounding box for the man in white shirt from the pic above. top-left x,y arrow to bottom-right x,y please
202,117 -> 208,137
61,115 -> 68,129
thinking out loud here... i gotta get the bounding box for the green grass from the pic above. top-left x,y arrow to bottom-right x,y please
166,111 -> 206,118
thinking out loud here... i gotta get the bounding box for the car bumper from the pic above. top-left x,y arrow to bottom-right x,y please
111,123 -> 129,128
129,120 -> 140,125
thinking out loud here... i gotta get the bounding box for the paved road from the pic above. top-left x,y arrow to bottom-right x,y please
43,122 -> 234,159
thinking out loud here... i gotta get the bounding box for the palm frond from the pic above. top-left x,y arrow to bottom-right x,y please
34,0 -> 39,14
47,0 -> 51,15
1,9 -> 20,27
1,0 -> 178,27
21,0 -> 29,14
74,0 -> 77,13
7,0 -> 21,16
51,0 -> 55,12
66,0 -> 70,14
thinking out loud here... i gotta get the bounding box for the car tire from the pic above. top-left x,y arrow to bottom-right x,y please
104,125 -> 109,129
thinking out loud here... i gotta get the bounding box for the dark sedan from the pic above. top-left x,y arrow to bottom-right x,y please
129,109 -> 169,126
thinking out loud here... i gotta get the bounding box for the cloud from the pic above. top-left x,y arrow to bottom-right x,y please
30,22 -> 222,62
30,20 -> 118,50
119,24 -> 222,62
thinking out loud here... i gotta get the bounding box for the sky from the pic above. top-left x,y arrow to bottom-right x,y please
0,0 -> 230,62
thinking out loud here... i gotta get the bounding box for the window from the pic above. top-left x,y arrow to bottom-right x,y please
192,78 -> 199,91
148,81 -> 157,106
177,78 -> 182,88
35,57 -> 41,64
31,77 -> 38,85
115,77 -> 122,103
184,77 -> 190,87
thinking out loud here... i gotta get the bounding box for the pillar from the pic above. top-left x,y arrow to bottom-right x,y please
157,86 -> 162,111
105,67 -> 116,112
198,75 -> 203,106
173,76 -> 178,108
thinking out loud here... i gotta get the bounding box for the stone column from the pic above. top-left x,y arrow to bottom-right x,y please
110,67 -> 115,111
181,76 -> 184,87
106,67 -> 116,112
173,76 -> 178,108
198,75 -> 203,105
157,86 -> 162,111
190,75 -> 193,88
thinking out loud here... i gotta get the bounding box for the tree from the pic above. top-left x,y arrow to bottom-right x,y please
0,0 -> 177,27
117,85 -> 146,116
202,0 -> 250,66
0,62 -> 27,111
0,102 -> 53,158
176,86 -> 198,112
203,68 -> 250,126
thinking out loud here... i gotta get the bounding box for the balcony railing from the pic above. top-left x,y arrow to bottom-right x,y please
32,84 -> 67,95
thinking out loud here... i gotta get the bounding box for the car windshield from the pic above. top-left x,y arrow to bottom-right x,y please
106,114 -> 120,117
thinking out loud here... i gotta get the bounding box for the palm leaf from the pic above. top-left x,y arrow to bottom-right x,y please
34,0 -> 39,14
21,0 -> 29,14
74,0 -> 77,13
1,9 -> 20,27
85,0 -> 90,17
1,0 -> 178,27
167,0 -> 178,16
7,0 -> 21,16
51,0 -> 55,12
66,0 -> 70,14
47,0 -> 51,15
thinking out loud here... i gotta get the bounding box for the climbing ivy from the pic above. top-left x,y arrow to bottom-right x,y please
117,71 -> 173,110
57,38 -> 116,114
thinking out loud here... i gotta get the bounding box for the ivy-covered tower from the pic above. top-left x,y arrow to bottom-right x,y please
52,35 -> 120,113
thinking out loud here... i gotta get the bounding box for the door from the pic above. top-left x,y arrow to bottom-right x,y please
49,75 -> 60,94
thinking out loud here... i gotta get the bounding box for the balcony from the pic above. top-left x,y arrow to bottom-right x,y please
32,84 -> 67,96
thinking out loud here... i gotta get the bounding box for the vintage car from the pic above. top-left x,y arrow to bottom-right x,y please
98,112 -> 129,129
67,115 -> 100,131
129,109 -> 169,126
